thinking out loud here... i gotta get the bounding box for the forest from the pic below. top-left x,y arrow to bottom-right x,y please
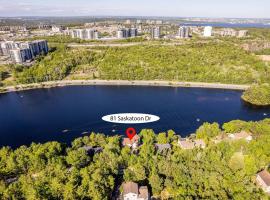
10,41 -> 270,85
0,119 -> 270,199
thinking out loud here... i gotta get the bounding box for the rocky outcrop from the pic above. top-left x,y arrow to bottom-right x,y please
241,41 -> 270,52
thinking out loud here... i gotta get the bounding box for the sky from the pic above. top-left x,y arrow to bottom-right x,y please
0,0 -> 269,18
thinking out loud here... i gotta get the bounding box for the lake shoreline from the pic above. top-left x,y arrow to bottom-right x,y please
0,80 -> 250,94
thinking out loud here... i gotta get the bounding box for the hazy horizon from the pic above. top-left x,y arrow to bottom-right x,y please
0,0 -> 269,18
0,16 -> 269,20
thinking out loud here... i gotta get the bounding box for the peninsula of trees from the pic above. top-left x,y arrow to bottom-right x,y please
242,84 -> 270,106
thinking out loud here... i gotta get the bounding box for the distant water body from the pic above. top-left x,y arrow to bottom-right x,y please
0,86 -> 269,148
182,22 -> 270,28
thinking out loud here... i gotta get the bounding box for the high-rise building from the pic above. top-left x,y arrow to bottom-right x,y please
69,29 -> 99,40
10,48 -> 32,63
117,30 -> 125,39
93,31 -> 99,40
10,49 -> 23,63
52,25 -> 64,32
0,41 -> 20,55
178,26 -> 190,38
1,40 -> 48,63
117,28 -> 137,39
130,28 -> 138,38
203,26 -> 213,37
151,27 -> 161,39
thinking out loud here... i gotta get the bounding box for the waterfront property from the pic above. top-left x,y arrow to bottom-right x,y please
178,139 -> 206,150
155,143 -> 172,152
228,131 -> 253,142
178,139 -> 195,150
122,135 -> 140,149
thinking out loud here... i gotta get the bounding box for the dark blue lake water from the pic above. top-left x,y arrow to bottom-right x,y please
0,86 -> 269,148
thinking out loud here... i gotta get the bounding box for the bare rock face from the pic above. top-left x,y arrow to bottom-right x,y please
241,41 -> 270,52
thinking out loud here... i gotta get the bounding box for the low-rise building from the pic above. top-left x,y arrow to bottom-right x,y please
123,182 -> 149,200
217,28 -> 238,37
155,143 -> 171,152
178,139 -> 206,149
122,135 -> 140,149
178,139 -> 195,150
238,30 -> 248,37
256,169 -> 270,194
194,139 -> 206,148
214,28 -> 248,37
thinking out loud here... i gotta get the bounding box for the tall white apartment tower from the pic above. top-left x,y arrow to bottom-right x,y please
178,26 -> 190,38
203,26 -> 213,37
151,27 -> 161,39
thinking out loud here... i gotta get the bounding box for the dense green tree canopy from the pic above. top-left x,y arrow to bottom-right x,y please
0,119 -> 270,199
242,84 -> 270,106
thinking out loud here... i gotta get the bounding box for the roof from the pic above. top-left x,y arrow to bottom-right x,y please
178,140 -> 195,149
81,146 -> 93,152
194,139 -> 206,147
122,135 -> 140,146
258,170 -> 270,186
234,131 -> 251,139
138,186 -> 149,199
123,182 -> 138,195
155,143 -> 171,151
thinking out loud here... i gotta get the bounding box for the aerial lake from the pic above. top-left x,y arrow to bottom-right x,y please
0,85 -> 269,148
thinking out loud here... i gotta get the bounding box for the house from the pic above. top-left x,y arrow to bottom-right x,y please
178,139 -> 195,150
122,135 -> 140,149
228,131 -> 252,142
212,133 -> 228,144
155,143 -> 171,152
123,182 -> 149,200
123,182 -> 138,200
194,139 -> 206,148
256,170 -> 270,194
